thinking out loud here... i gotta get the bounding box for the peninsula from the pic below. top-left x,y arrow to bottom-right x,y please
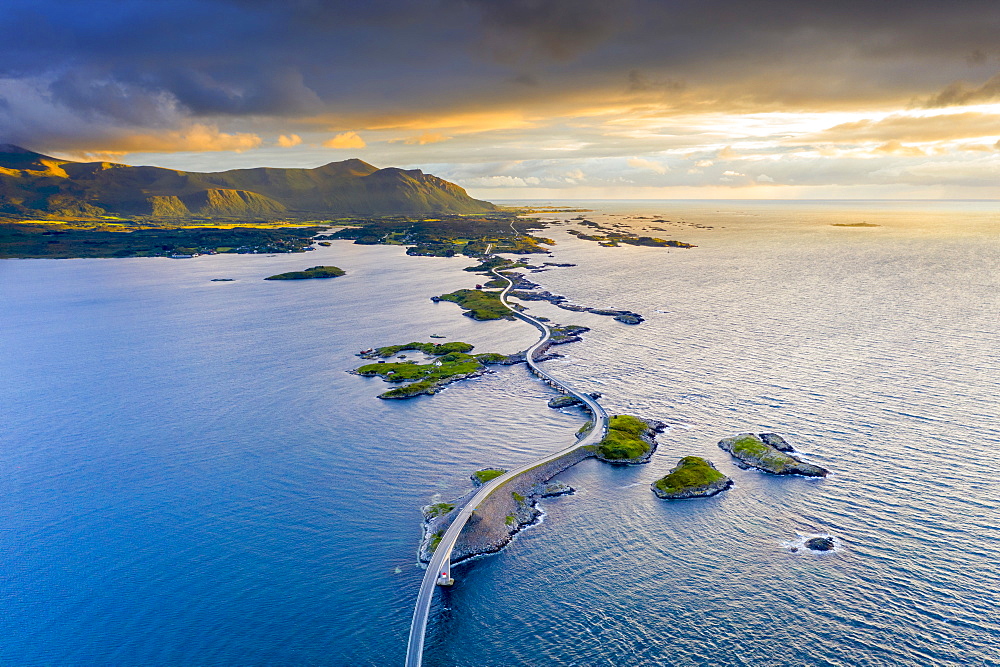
0,144 -> 493,221
352,341 -> 523,399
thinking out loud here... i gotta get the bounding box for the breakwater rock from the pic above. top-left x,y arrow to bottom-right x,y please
651,456 -> 733,499
535,481 -> 575,497
718,433 -> 828,477
547,391 -> 601,409
504,276 -> 644,325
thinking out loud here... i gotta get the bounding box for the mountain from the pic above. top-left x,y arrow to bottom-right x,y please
0,145 -> 496,219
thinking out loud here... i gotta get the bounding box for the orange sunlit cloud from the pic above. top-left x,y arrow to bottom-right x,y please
392,132 -> 452,145
322,131 -> 366,149
276,134 -> 302,147
57,125 -> 263,158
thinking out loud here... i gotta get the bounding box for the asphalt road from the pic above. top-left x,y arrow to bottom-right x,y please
404,261 -> 609,667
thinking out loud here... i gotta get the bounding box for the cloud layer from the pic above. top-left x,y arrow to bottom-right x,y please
4,0 -> 1000,196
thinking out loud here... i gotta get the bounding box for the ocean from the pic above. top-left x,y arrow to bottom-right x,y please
2,200 -> 998,665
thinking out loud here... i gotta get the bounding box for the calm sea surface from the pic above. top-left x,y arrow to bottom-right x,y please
2,200 -> 998,666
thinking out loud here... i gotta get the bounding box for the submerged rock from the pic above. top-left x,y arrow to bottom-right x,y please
651,456 -> 733,499
718,433 -> 828,477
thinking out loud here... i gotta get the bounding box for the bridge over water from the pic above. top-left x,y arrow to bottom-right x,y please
404,261 -> 609,667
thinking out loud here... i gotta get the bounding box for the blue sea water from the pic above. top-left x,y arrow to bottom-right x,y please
2,200 -> 999,666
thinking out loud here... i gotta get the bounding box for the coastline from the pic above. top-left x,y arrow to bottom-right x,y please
419,444 -> 593,563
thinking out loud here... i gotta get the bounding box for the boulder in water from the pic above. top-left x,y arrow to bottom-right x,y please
806,536 -> 835,551
759,433 -> 795,452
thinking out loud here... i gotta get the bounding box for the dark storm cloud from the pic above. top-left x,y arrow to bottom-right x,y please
456,0 -> 631,62
4,0 -> 1000,152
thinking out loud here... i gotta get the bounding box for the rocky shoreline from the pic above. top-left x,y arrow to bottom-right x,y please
376,368 -> 489,399
418,446 -> 593,564
351,328 -> 587,399
417,416 -> 665,563
491,270 -> 645,324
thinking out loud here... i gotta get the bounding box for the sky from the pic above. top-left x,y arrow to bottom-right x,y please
5,0 -> 1000,199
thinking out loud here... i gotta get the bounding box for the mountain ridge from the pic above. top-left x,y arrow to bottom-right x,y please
0,145 -> 495,219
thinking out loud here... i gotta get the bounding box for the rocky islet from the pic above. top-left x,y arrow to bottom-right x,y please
718,433 -> 828,477
651,457 -> 733,500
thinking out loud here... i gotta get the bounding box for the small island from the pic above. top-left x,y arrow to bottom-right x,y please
718,433 -> 828,477
264,265 -> 346,280
433,288 -> 515,320
831,222 -> 880,227
566,227 -> 695,248
593,415 -> 664,464
352,341 -> 523,399
651,457 -> 733,499
547,389 -> 600,409
464,257 -> 529,273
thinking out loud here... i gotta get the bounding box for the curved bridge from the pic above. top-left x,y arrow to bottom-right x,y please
404,264 -> 609,667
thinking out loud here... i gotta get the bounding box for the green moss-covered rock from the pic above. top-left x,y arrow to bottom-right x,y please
264,265 -> 345,280
595,415 -> 663,464
367,341 -> 474,358
652,457 -> 733,499
353,340 -> 525,399
548,395 -> 583,409
718,433 -> 828,477
423,502 -> 455,518
472,468 -> 508,486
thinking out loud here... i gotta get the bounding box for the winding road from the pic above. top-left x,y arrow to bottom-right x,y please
404,252 -> 609,667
